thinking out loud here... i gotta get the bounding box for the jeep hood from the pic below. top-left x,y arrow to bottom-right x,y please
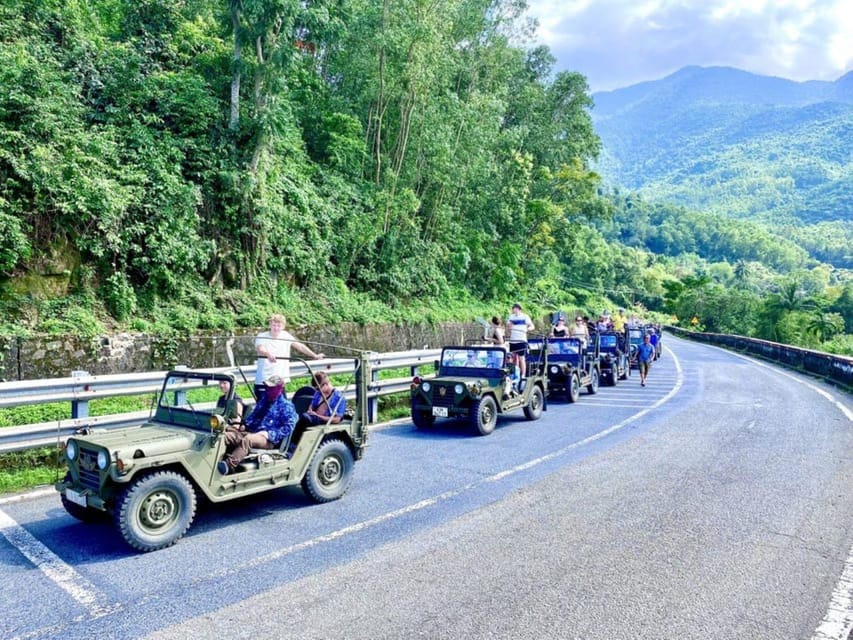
72,425 -> 199,458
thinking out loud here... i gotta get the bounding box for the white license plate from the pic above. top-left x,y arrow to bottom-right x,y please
65,489 -> 87,507
432,407 -> 448,417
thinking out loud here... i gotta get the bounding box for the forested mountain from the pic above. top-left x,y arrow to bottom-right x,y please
591,66 -> 853,230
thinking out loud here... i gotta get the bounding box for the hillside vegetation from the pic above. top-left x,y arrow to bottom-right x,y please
593,66 -> 853,267
0,3 -> 850,356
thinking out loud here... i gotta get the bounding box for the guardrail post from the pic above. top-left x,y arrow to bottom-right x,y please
71,370 -> 91,419
369,368 -> 379,423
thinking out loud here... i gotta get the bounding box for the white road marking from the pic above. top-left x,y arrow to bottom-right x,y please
0,509 -> 119,620
811,545 -> 853,640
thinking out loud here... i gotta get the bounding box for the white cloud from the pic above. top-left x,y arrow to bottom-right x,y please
526,0 -> 853,91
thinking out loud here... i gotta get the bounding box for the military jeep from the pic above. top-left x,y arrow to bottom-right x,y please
528,335 -> 600,403
409,343 -> 547,436
596,329 -> 630,386
55,353 -> 371,552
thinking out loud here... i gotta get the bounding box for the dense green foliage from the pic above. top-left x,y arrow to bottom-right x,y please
0,0 -> 605,320
0,3 -> 850,358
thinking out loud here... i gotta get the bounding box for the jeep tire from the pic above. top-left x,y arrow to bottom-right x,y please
60,473 -> 108,524
471,395 -> 498,436
523,385 -> 544,420
114,470 -> 197,552
411,402 -> 436,430
587,368 -> 600,394
302,438 -> 354,503
566,374 -> 581,403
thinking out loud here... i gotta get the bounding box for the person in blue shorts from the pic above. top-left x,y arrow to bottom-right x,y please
635,333 -> 656,387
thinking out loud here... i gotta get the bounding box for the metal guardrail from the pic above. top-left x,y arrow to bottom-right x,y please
0,349 -> 441,454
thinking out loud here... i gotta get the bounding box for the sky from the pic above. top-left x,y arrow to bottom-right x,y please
526,0 -> 853,93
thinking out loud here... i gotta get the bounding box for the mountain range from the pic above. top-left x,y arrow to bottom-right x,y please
590,66 -> 853,227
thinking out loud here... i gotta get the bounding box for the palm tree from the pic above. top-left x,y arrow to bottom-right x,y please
806,312 -> 844,343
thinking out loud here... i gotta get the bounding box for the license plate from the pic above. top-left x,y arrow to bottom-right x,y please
65,488 -> 87,507
432,407 -> 448,417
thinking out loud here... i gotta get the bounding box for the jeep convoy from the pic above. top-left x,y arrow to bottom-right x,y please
55,320 -> 663,552
56,353 -> 371,552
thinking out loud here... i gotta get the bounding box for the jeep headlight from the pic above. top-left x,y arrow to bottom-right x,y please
65,440 -> 77,461
422,381 -> 431,392
210,413 -> 227,433
549,365 -> 560,375
97,450 -> 110,470
454,384 -> 464,395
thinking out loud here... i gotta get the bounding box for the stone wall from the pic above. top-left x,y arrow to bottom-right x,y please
0,321 -> 494,381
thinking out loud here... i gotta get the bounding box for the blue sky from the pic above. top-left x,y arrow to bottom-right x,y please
526,0 -> 853,92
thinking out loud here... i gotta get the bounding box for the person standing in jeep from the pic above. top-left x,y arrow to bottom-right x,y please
255,313 -> 325,398
506,303 -> 534,378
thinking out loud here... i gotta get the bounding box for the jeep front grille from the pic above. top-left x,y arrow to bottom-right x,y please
430,385 -> 455,408
77,449 -> 101,491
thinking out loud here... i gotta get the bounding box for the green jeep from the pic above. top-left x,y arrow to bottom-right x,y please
55,353 -> 370,552
410,344 -> 547,436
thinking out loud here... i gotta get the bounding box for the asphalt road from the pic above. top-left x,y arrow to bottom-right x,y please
1,335 -> 851,640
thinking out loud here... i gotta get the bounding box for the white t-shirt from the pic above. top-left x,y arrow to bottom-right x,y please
507,312 -> 533,342
254,330 -> 296,384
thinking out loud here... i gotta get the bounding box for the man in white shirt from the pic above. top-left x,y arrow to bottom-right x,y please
255,313 -> 325,397
506,303 -> 534,378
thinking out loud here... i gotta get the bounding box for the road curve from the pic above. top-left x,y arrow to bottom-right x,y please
1,335 -> 851,640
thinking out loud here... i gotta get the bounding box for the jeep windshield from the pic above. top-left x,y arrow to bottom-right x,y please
599,334 -> 619,351
439,347 -> 507,376
529,337 -> 581,364
154,371 -> 237,429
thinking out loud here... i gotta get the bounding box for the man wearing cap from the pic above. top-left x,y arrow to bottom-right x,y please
218,374 -> 297,474
506,303 -> 534,379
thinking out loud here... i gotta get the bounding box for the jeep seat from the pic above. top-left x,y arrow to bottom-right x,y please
291,385 -> 315,416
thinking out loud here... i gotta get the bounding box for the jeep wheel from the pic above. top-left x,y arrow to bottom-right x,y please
471,395 -> 498,436
114,471 -> 197,552
523,385 -> 544,420
566,374 -> 581,403
587,368 -> 600,394
411,403 -> 435,430
302,439 -> 354,503
61,475 -> 108,524
610,369 -> 618,387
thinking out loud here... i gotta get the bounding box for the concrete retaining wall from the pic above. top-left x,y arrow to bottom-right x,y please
0,321 -> 493,381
